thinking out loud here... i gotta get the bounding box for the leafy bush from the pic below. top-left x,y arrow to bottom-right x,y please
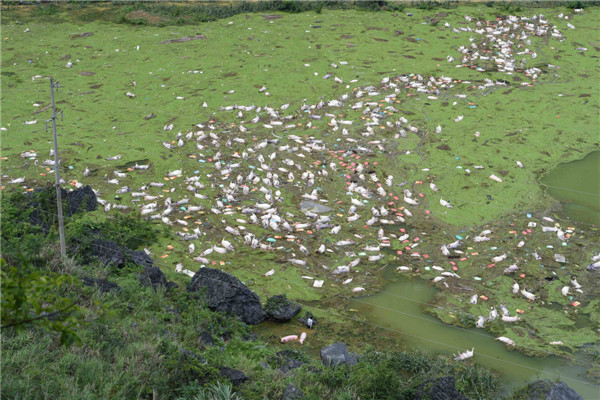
1,256 -> 81,346
348,350 -> 404,399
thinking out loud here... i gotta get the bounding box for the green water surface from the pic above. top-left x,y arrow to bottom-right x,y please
541,151 -> 600,226
352,275 -> 600,399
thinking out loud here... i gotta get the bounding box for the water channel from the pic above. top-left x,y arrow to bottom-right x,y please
540,150 -> 600,226
351,271 -> 600,399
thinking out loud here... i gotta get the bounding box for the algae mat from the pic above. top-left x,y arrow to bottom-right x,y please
2,4 -> 600,392
2,8 -> 599,228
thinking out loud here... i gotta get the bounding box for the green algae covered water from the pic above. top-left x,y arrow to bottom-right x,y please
541,151 -> 600,226
352,275 -> 600,399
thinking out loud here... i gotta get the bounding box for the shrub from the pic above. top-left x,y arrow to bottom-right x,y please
1,256 -> 81,346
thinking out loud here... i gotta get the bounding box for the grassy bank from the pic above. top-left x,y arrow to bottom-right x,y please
1,189 -> 503,400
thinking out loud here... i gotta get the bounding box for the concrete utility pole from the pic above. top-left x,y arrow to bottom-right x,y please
46,77 -> 66,258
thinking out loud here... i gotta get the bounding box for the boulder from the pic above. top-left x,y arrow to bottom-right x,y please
187,267 -> 266,325
219,367 -> 249,386
27,186 -> 97,232
267,350 -> 305,374
414,376 -> 467,400
139,266 -> 167,289
198,331 -> 215,348
27,186 -> 70,232
265,295 -> 302,322
90,239 -> 125,267
526,380 -> 583,400
81,277 -> 119,293
66,185 -> 97,216
320,343 -> 357,367
298,312 -> 317,329
126,249 -> 154,268
283,383 -> 304,400
179,348 -> 207,365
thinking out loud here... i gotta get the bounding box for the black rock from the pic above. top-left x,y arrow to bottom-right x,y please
126,249 -> 154,268
139,266 -> 167,289
166,281 -> 178,289
526,380 -> 583,400
26,185 -> 97,232
242,332 -> 258,342
298,312 -> 317,329
187,267 -> 266,325
268,350 -> 306,374
66,185 -> 97,216
280,357 -> 304,374
81,276 -> 119,293
26,186 -> 70,232
179,348 -> 207,365
283,383 -> 304,400
219,367 -> 249,386
320,343 -> 357,367
90,239 -> 125,267
259,361 -> 270,370
265,295 -> 302,322
414,376 -> 467,400
198,331 -> 215,348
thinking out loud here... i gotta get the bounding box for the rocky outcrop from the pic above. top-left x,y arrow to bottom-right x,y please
27,186 -> 97,232
139,266 -> 167,289
414,376 -> 467,400
81,277 -> 120,293
198,331 -> 215,348
320,343 -> 357,367
525,380 -> 583,400
265,295 -> 301,322
90,239 -> 125,267
126,249 -> 154,268
283,383 -> 304,400
66,185 -> 97,215
219,367 -> 249,386
267,350 -> 305,374
187,267 -> 266,325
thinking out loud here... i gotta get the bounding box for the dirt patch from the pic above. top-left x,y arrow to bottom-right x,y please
89,84 -> 102,89
59,54 -> 71,61
71,32 -> 93,40
373,38 -> 388,42
341,34 -> 353,39
403,55 -> 415,59
262,14 -> 282,20
436,144 -> 451,151
79,71 -> 95,76
366,27 -> 389,31
161,34 -> 207,44
395,30 -> 404,36
223,72 -> 237,78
